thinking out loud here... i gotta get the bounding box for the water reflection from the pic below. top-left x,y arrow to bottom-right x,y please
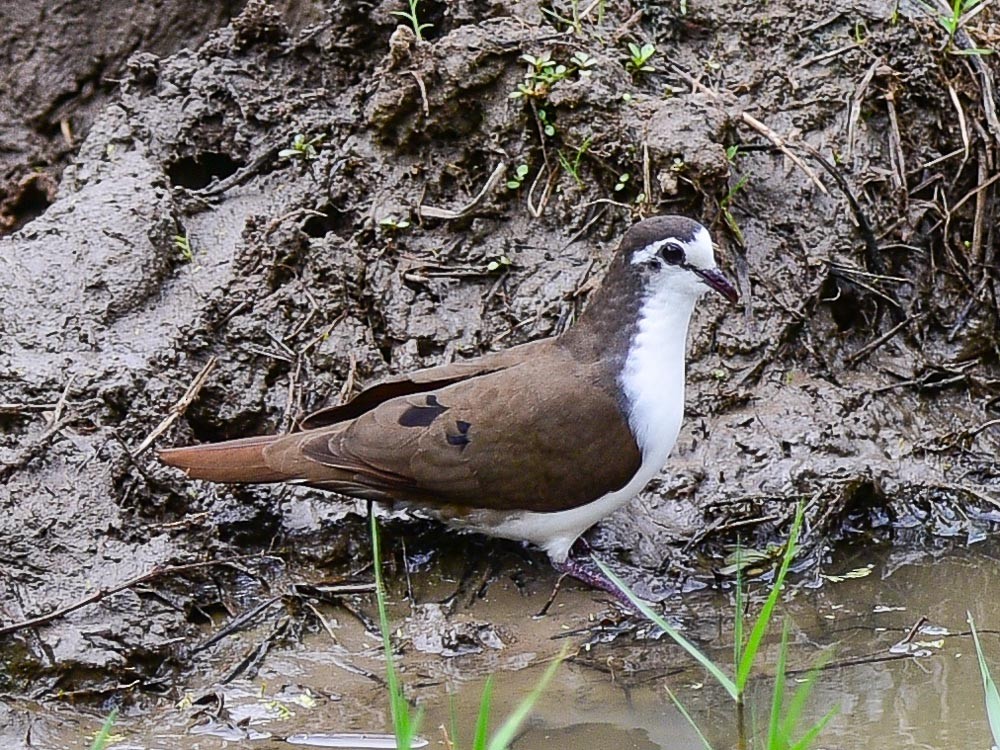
14,539 -> 1000,749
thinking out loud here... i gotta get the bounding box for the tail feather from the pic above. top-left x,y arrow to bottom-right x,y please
159,434 -> 288,483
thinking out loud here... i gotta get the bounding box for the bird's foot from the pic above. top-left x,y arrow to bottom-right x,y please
542,553 -> 644,615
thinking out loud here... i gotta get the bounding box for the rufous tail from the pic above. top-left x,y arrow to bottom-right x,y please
158,434 -> 287,483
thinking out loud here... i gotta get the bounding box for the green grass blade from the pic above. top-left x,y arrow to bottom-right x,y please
736,505 -> 804,692
593,557 -> 737,700
969,612 -> 1000,747
486,646 -> 567,750
780,647 -> 834,743
664,685 -> 716,750
788,707 -> 837,750
472,676 -> 495,750
90,709 -> 118,750
370,512 -> 422,749
766,621 -> 790,749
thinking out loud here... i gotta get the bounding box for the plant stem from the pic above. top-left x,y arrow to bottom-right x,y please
736,697 -> 747,750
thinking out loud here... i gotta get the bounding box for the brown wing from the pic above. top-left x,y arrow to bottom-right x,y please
264,351 -> 642,513
298,339 -> 553,429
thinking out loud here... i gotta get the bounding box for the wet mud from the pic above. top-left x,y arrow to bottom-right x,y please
1,0 -> 999,740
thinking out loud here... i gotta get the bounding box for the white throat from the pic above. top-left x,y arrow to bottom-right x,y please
619,284 -> 699,468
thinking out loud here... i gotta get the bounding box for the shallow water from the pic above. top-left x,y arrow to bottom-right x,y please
15,537 -> 1000,750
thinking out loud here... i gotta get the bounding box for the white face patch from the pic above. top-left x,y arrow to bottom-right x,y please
629,225 -> 717,270
684,226 -> 715,269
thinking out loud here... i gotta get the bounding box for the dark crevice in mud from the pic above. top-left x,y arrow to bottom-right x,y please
166,152 -> 244,190
822,271 -> 877,332
213,504 -> 283,547
184,394 -> 271,445
0,0 -> 257,239
301,204 -> 355,238
0,174 -> 56,233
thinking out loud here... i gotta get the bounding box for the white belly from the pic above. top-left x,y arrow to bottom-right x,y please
454,451 -> 671,562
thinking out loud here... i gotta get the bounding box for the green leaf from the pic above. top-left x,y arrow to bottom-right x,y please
782,655 -> 838,748
472,677 -> 494,750
90,710 -> 119,750
371,513 -> 423,749
664,686 -> 716,750
969,613 -> 1000,747
734,545 -> 745,677
788,709 -> 837,750
735,504 -> 803,692
766,620 -> 790,747
486,646 -> 566,750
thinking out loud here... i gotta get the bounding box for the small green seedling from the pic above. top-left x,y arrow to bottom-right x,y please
486,255 -> 512,273
379,215 -> 411,231
538,108 -> 556,137
853,19 -> 869,43
506,164 -> 530,190
626,42 -> 657,74
510,52 -> 569,99
173,233 -> 194,262
279,133 -> 322,161
570,51 -> 597,77
557,135 -> 592,187
725,144 -> 740,163
391,0 -> 432,42
509,50 -> 595,99
614,172 -> 630,192
918,0 -> 993,53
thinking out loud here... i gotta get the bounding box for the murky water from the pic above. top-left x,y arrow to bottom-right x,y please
14,537 -> 1000,750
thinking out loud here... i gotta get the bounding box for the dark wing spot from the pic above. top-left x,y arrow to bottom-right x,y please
398,395 -> 449,427
445,420 -> 471,450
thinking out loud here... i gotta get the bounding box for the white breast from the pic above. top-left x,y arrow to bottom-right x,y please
619,284 -> 697,468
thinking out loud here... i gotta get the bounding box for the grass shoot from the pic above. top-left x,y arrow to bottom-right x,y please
969,612 -> 1000,748
391,0 -> 432,42
596,504 -> 835,749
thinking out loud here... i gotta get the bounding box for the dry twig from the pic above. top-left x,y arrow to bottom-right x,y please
419,162 -> 507,220
740,113 -> 830,196
134,357 -> 217,456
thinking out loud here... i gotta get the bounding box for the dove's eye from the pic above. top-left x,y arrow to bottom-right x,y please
659,241 -> 685,265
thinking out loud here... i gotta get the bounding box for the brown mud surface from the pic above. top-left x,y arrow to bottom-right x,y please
2,0 -> 1000,739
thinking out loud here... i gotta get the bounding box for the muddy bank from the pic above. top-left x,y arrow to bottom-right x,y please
0,0 -> 324,233
2,0 -> 999,709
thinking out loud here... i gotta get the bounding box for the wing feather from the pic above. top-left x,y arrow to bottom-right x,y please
272,353 -> 643,513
